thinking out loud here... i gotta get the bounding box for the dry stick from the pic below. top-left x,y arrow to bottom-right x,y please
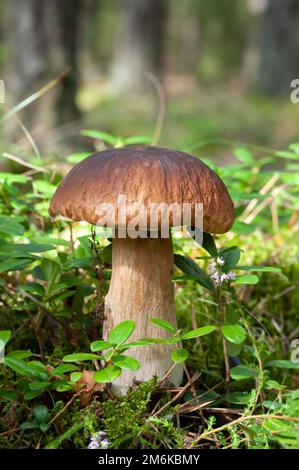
177,401 -> 214,415
191,305 -> 203,352
68,221 -> 75,253
243,317 -> 264,413
183,363 -> 197,398
49,390 -> 83,425
244,184 -> 288,225
147,72 -> 166,146
0,428 -> 21,437
2,152 -> 48,173
153,372 -> 201,417
1,67 -> 71,124
240,174 -> 279,221
201,407 -> 243,415
157,363 -> 177,386
13,113 -> 41,159
271,199 -> 279,233
189,414 -> 299,448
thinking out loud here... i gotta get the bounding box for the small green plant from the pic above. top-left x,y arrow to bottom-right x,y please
61,319 -> 217,384
174,230 -> 281,386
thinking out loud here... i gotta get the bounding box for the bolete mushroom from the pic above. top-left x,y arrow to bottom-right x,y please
49,145 -> 234,392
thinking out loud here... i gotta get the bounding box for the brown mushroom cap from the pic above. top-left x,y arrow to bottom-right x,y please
49,145 -> 234,233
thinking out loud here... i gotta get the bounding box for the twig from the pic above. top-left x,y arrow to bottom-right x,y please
49,391 -> 83,425
0,428 -> 21,437
240,174 -> 279,221
154,372 -> 200,417
1,152 -> 48,173
189,414 -> 299,447
157,363 -> 177,386
1,67 -> 71,123
147,72 -> 165,146
217,288 -> 230,385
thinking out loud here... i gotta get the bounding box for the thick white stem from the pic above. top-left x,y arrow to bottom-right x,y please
104,236 -> 183,393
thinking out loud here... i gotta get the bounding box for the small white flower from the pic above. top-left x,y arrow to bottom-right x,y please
87,430 -> 109,449
210,269 -> 236,286
210,271 -> 222,286
220,273 -> 229,282
208,261 -> 217,273
88,440 -> 100,449
101,439 -> 110,449
217,256 -> 225,266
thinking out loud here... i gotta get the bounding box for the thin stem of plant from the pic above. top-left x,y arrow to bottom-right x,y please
217,287 -> 230,385
189,414 -> 299,447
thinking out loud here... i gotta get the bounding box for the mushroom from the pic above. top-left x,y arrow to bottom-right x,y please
49,145 -> 234,393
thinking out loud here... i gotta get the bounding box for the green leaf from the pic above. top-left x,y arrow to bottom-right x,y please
108,320 -> 135,346
33,405 -> 49,424
0,390 -> 18,401
236,266 -> 281,273
81,130 -> 118,145
225,391 -> 251,404
230,365 -> 255,381
227,341 -> 243,357
17,282 -> 45,296
150,318 -> 177,333
123,136 -> 152,145
41,259 -> 61,293
63,353 -> 101,362
235,274 -> 259,285
231,220 -> 256,235
171,348 -> 188,364
66,152 -> 90,164
12,243 -> 55,253
112,355 -> 140,371
0,330 -> 11,346
24,390 -> 43,400
32,179 -> 56,195
94,365 -> 122,383
234,147 -> 256,165
221,246 -> 241,269
174,254 -> 214,292
221,324 -> 247,344
4,357 -> 32,376
90,340 -> 114,352
56,384 -> 73,392
51,364 -> 79,376
181,325 -> 216,340
0,258 -> 32,273
70,372 -> 83,383
201,232 -> 218,257
266,360 -> 299,370
29,382 -> 49,391
6,350 -> 32,360
40,423 -> 50,432
0,218 -> 24,236
275,150 -> 299,160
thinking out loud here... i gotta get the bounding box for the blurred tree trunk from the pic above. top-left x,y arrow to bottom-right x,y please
257,0 -> 299,95
5,0 -> 84,143
111,0 -> 169,92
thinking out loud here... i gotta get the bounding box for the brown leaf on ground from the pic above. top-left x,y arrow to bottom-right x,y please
76,369 -> 105,405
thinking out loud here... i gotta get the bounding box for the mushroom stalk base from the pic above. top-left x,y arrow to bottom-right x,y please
104,236 -> 183,394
